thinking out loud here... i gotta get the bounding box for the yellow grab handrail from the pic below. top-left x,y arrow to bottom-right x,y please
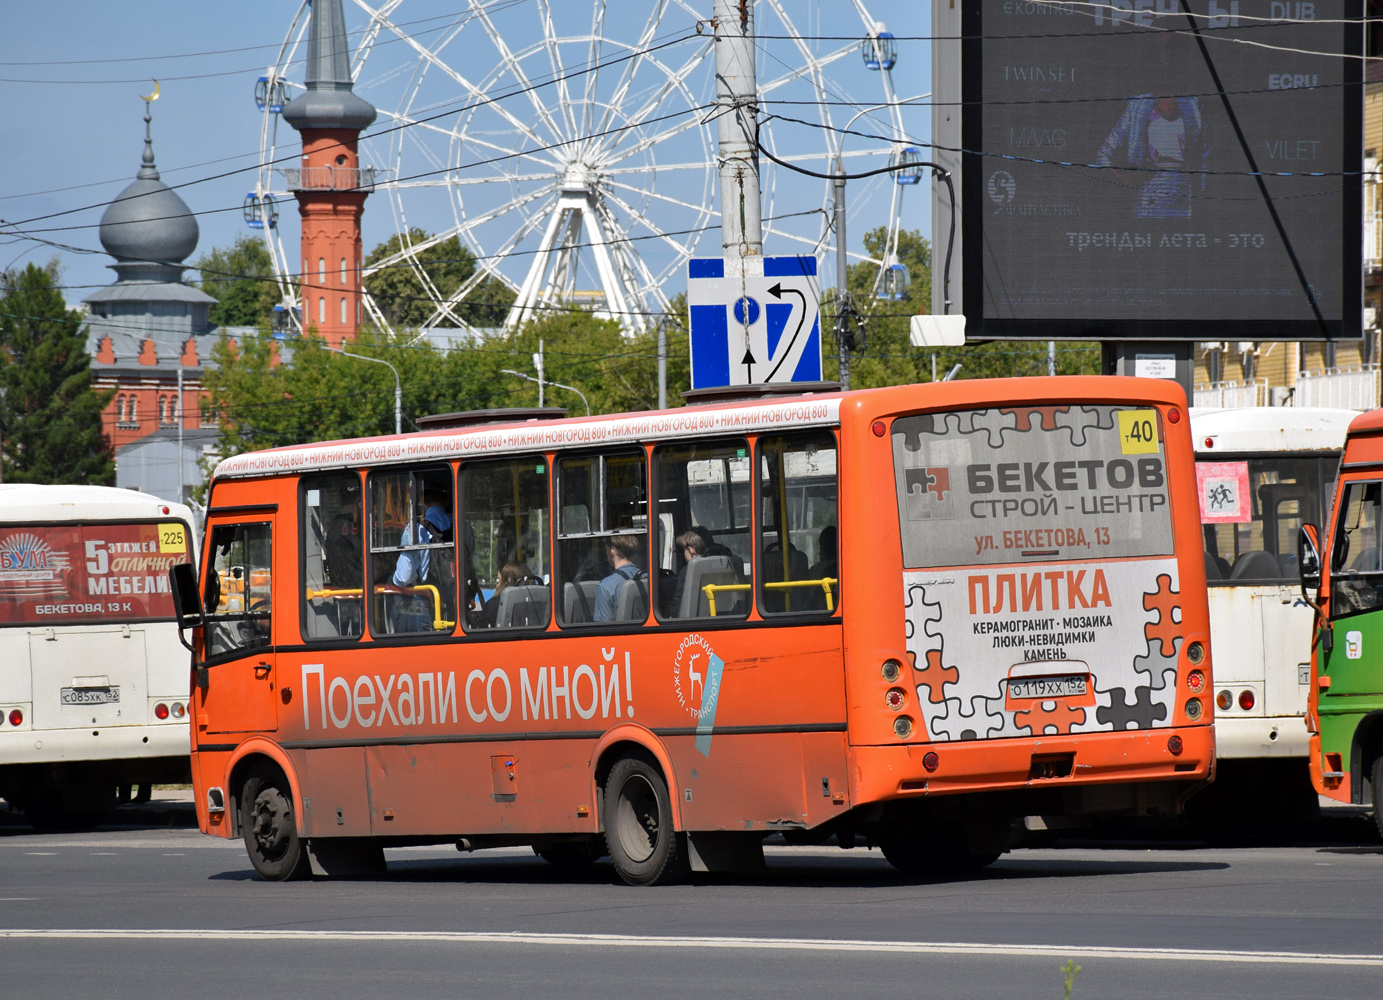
701,578 -> 839,617
306,585 -> 454,631
700,582 -> 751,617
764,577 -> 838,613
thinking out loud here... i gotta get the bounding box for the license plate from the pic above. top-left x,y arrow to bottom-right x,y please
1008,675 -> 1086,699
60,686 -> 120,706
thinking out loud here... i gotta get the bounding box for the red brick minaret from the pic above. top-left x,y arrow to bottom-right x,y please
281,0 -> 376,348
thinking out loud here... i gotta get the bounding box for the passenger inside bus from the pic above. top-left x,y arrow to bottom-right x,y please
368,469 -> 458,635
478,562 -> 541,628
594,534 -> 649,622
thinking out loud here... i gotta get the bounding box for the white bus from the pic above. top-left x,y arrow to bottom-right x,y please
1192,407 -> 1355,820
0,485 -> 196,829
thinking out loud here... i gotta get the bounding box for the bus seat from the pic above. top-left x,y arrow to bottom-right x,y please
1229,549 -> 1284,581
615,576 -> 649,622
495,584 -> 551,628
1203,550 -> 1223,581
680,555 -> 743,618
563,580 -> 599,623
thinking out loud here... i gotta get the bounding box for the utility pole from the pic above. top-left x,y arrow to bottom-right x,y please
1048,341 -> 1056,377
833,154 -> 850,390
533,339 -> 545,408
176,362 -> 185,504
657,321 -> 667,409
714,0 -> 761,256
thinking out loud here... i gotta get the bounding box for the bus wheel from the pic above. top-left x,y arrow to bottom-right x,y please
536,837 -> 606,869
1373,757 -> 1383,841
603,756 -> 688,886
241,770 -> 310,881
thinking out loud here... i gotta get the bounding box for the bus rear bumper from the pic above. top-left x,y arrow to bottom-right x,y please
0,724 -> 189,765
1214,716 -> 1308,759
852,725 -> 1213,812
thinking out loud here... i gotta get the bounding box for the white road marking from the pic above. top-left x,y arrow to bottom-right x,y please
0,929 -> 1378,967
89,853 -> 117,856
23,853 -> 56,856
0,899 -> 37,902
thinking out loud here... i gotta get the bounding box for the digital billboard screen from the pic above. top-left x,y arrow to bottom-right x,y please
960,2 -> 1361,340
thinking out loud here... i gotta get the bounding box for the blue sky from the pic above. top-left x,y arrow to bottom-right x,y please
1,1 -> 930,309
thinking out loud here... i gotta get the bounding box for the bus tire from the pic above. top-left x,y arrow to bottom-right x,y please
241,769 -> 311,882
603,756 -> 688,886
1373,757 -> 1383,841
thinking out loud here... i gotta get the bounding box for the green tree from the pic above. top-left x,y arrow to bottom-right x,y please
0,262 -> 114,484
823,226 -> 1099,386
364,228 -> 516,329
193,234 -> 280,328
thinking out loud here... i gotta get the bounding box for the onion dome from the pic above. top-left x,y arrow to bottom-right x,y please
98,109 -> 198,266
282,0 -> 377,131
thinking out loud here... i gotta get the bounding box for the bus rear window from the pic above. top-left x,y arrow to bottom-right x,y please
0,522 -> 189,625
892,406 -> 1174,569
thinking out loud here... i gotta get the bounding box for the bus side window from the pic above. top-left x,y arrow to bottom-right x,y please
462,456 -> 551,631
301,473 -> 364,641
367,466 -> 457,636
204,523 -> 272,660
758,431 -> 839,616
556,451 -> 649,626
1330,480 -> 1383,619
652,439 -> 751,620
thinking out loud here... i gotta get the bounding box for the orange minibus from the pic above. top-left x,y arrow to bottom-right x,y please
173,378 -> 1212,883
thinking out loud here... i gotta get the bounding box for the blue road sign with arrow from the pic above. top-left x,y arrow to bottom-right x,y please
687,255 -> 821,389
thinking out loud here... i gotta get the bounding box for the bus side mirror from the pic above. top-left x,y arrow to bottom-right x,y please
1298,523 -> 1321,594
169,562 -> 205,635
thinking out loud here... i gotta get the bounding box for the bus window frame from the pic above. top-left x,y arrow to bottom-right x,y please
458,452 -> 554,635
298,470 -> 367,644
753,428 -> 842,621
650,435 -> 753,625
1199,450 -> 1339,588
363,463 -> 460,643
0,516 -> 196,630
554,446 -> 651,630
1326,476 -> 1383,622
201,518 -> 273,667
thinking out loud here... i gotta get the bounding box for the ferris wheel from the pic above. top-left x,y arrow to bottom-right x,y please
247,0 -> 919,337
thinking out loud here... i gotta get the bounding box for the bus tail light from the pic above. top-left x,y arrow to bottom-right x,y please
1216,689 -> 1233,711
922,751 -> 939,772
1186,642 -> 1204,665
1167,407 -> 1180,424
154,703 -> 170,720
881,659 -> 902,682
893,716 -> 913,739
8,709 -> 22,727
1185,670 -> 1205,693
1167,735 -> 1184,755
172,702 -> 186,719
1184,698 -> 1203,721
1238,689 -> 1256,711
885,688 -> 906,711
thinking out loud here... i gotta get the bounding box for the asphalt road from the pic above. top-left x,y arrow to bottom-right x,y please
1,817 -> 1381,1000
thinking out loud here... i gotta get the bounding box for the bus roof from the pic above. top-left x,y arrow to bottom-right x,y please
211,375 -> 1191,482
0,484 -> 194,523
1189,407 -> 1356,454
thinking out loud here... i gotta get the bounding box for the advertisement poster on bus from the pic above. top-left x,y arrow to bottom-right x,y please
891,405 -> 1184,740
0,522 -> 189,625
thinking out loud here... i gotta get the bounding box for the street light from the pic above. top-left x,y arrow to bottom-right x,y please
329,346 -> 402,435
501,369 -> 590,416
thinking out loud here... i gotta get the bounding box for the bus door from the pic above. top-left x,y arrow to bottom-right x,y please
200,518 -> 278,734
1317,477 -> 1383,789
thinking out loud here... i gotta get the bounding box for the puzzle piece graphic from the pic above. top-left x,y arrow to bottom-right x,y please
1095,684 -> 1169,731
928,693 -> 1009,742
1132,635 -> 1180,689
1000,406 -> 1071,434
965,409 -> 1021,450
1014,699 -> 1087,736
915,649 -> 959,705
1142,574 -> 1182,657
1051,405 -> 1118,448
904,584 -> 944,653
903,466 -> 951,501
